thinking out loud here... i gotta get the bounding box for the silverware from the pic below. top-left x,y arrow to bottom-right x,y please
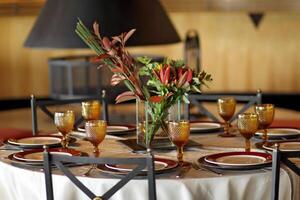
192,162 -> 223,176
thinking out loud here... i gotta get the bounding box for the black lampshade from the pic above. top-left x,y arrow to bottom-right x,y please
24,0 -> 181,48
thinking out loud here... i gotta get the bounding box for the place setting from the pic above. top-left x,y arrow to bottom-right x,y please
194,111 -> 273,174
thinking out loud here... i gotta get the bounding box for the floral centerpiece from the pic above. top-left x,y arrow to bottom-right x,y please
75,20 -> 212,149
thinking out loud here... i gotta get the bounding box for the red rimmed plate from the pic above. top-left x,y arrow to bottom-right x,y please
12,148 -> 82,163
97,157 -> 178,175
77,124 -> 136,135
190,122 -> 223,133
6,136 -> 62,149
263,140 -> 300,152
204,151 -> 272,167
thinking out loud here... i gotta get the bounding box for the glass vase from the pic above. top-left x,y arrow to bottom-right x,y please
136,99 -> 188,152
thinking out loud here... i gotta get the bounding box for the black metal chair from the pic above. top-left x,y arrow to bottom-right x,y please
43,146 -> 157,200
31,90 -> 109,136
271,144 -> 300,200
185,90 -> 262,123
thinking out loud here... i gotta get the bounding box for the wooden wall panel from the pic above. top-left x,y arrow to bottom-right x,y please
1,12 -> 300,98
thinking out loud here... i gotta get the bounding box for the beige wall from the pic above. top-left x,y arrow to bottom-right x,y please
0,12 -> 300,98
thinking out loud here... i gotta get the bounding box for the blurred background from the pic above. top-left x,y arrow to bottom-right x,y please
0,0 -> 300,110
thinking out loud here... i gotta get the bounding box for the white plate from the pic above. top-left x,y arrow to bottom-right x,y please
7,136 -> 61,146
105,160 -> 168,172
204,152 -> 272,166
255,128 -> 300,137
263,141 -> 300,152
78,125 -> 134,134
107,126 -> 129,132
190,122 -> 222,133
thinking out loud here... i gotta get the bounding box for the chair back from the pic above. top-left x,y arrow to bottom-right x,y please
185,90 -> 262,123
31,90 -> 108,135
271,144 -> 300,200
43,146 -> 157,200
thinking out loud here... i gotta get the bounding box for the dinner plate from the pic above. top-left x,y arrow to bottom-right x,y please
98,157 -> 178,175
197,156 -> 271,171
12,148 -> 82,163
190,122 -> 222,133
255,128 -> 300,139
262,140 -> 300,152
77,125 -> 136,135
6,136 -> 62,149
204,151 -> 272,167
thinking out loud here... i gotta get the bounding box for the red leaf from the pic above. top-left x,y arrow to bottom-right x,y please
186,69 -> 193,83
177,71 -> 187,87
112,36 -> 122,43
115,91 -> 136,103
90,54 -> 110,63
111,74 -> 125,86
111,67 -> 124,73
93,21 -> 101,39
124,29 -> 136,43
149,96 -> 163,103
163,66 -> 171,85
102,37 -> 111,49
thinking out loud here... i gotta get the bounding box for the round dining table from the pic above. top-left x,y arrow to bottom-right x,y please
0,128 -> 298,200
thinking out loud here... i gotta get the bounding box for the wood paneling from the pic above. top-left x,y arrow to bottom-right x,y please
1,12 -> 300,98
161,0 -> 300,12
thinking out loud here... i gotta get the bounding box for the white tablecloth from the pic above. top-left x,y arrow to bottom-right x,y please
0,135 -> 295,200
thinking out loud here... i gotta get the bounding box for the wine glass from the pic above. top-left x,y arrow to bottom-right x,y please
255,104 -> 275,143
237,113 -> 259,152
54,110 -> 75,148
217,97 -> 236,137
81,101 -> 101,121
84,120 -> 107,176
168,120 -> 190,165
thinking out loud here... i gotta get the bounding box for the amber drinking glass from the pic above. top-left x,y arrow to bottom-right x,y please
168,120 -> 190,165
237,113 -> 259,152
81,101 -> 101,121
54,110 -> 75,148
255,104 -> 275,143
83,120 -> 107,176
218,97 -> 236,137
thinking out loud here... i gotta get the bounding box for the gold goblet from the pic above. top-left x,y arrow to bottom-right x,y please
84,120 -> 107,176
237,113 -> 259,152
168,120 -> 190,165
218,97 -> 236,137
54,110 -> 75,148
255,104 -> 275,143
81,101 -> 101,121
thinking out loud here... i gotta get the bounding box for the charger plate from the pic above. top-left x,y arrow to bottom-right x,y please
203,151 -> 272,168
98,157 -> 178,175
12,148 -> 82,163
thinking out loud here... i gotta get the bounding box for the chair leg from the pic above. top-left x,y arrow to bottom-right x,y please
31,94 -> 38,136
271,147 -> 281,200
147,154 -> 157,200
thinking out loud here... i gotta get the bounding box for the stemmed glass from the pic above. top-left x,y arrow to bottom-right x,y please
54,110 -> 75,148
168,120 -> 190,165
237,113 -> 259,152
84,120 -> 107,176
82,101 -> 101,121
255,104 -> 275,143
217,97 -> 236,137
